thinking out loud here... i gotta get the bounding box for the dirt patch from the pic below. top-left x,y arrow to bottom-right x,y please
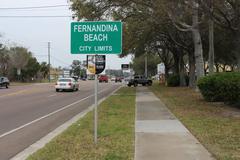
222,108 -> 240,118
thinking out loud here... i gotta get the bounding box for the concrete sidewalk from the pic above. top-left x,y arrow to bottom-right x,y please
135,87 -> 214,160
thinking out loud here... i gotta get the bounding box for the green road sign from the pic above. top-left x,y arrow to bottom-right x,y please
71,21 -> 122,54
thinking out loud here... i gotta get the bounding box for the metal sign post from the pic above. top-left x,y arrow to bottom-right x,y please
94,73 -> 98,144
87,55 -> 106,144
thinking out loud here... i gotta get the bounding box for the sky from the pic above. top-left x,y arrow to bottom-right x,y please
0,0 -> 132,69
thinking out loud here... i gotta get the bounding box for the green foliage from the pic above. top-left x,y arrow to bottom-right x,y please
167,74 -> 189,87
40,62 -> 49,79
0,46 -> 10,76
71,60 -> 81,78
22,57 -> 41,80
0,44 -> 50,81
197,72 -> 240,103
132,54 -> 161,77
167,75 -> 180,87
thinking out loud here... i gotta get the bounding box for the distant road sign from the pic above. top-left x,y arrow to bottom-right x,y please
87,55 -> 106,74
121,64 -> 130,70
71,21 -> 122,54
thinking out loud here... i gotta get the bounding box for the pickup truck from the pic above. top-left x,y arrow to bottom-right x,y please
127,75 -> 152,87
0,77 -> 10,88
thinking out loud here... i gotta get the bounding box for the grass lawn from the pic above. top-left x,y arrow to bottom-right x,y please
149,83 -> 240,160
27,87 -> 136,160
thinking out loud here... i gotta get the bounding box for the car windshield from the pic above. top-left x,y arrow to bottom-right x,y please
58,79 -> 72,82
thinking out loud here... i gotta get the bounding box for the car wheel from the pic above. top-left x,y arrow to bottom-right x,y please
148,81 -> 152,86
72,86 -> 75,92
56,89 -> 59,92
134,83 -> 138,87
6,84 -> 8,88
128,84 -> 131,87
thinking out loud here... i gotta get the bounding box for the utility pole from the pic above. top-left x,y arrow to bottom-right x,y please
48,42 -> 51,82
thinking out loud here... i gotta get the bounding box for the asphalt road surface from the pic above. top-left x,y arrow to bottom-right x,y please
0,81 -> 121,160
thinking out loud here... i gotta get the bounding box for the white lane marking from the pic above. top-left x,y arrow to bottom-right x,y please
0,85 -> 118,139
48,94 -> 57,97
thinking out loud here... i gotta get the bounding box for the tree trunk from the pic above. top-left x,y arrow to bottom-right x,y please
236,52 -> 240,72
173,52 -> 180,75
188,52 -> 196,88
215,63 -> 219,72
208,0 -> 215,74
192,1 -> 205,81
165,67 -> 169,86
179,53 -> 186,86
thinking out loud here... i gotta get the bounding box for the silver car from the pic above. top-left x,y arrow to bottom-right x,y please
55,78 -> 79,92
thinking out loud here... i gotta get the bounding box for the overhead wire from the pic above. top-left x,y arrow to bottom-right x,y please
51,55 -> 70,66
0,16 -> 72,18
0,4 -> 72,18
0,5 -> 69,10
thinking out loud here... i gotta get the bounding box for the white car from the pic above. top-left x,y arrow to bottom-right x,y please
55,78 -> 79,92
111,77 -> 116,81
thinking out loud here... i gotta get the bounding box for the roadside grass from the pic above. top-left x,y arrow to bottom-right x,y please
10,82 -> 36,86
10,79 -> 56,86
27,87 -> 136,160
149,83 -> 240,160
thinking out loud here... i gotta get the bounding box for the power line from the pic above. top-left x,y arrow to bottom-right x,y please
51,55 -> 70,66
0,16 -> 72,18
34,54 -> 48,57
0,5 -> 69,10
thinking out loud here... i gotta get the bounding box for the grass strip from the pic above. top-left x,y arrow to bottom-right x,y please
27,87 -> 136,160
149,83 -> 240,160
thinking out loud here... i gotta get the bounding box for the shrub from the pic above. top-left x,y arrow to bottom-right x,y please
167,75 -> 180,87
197,72 -> 240,103
167,74 -> 189,87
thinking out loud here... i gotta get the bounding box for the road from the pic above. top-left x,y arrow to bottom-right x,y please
0,81 -> 121,160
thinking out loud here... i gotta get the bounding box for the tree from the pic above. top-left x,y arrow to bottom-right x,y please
70,0 -> 196,87
132,53 -> 161,77
200,0 -> 240,71
71,60 -> 81,78
22,56 -> 40,81
40,62 -> 49,79
9,46 -> 31,76
167,0 -> 205,82
70,0 -> 239,87
0,45 -> 10,76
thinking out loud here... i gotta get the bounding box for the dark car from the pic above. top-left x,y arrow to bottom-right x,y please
128,75 -> 152,87
0,77 -> 10,88
98,75 -> 108,83
115,77 -> 122,83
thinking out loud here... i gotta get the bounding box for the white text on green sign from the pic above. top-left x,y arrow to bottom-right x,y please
71,21 -> 122,54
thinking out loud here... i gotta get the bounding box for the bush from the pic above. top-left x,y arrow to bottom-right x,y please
197,72 -> 240,103
167,74 -> 189,87
167,75 -> 180,87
